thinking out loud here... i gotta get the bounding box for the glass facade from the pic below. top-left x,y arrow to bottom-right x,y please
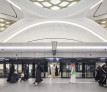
29,64 -> 33,77
75,62 -> 82,78
18,64 -> 22,73
85,62 -> 95,78
0,64 -> 4,77
0,58 -> 106,78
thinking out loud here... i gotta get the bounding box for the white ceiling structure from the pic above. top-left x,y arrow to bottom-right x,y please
0,43 -> 107,58
0,0 -> 107,43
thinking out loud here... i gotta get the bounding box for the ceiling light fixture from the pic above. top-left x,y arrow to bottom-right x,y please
0,46 -> 107,49
102,21 -> 106,23
3,21 -> 107,42
57,46 -> 107,49
0,46 -> 51,49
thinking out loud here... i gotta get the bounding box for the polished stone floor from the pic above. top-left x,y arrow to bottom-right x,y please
0,78 -> 107,92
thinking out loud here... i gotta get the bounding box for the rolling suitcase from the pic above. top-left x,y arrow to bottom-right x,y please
10,74 -> 17,83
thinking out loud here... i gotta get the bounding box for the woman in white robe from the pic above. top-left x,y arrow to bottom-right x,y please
51,64 -> 55,78
70,64 -> 76,83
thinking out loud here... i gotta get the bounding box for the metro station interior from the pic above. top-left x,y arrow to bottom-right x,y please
0,0 -> 107,92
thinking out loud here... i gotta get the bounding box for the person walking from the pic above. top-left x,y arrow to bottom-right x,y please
48,65 -> 51,76
95,65 -> 101,81
34,62 -> 43,86
98,64 -> 107,86
55,66 -> 58,76
7,64 -> 15,82
23,65 -> 29,81
69,64 -> 76,83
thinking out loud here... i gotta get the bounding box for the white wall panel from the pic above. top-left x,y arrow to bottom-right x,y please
21,53 -> 35,57
85,53 -> 96,58
0,52 -> 12,57
11,52 -> 21,57
0,43 -> 107,58
72,53 -> 86,58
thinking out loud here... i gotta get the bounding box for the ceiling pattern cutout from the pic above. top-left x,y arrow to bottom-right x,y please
29,0 -> 80,10
0,17 -> 15,32
96,18 -> 107,29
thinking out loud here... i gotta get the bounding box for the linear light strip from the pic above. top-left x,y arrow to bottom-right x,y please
57,47 -> 107,49
7,0 -> 22,10
90,0 -> 103,9
3,21 -> 107,42
0,46 -> 107,49
0,46 -> 51,49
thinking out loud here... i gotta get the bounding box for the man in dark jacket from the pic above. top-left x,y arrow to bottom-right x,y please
98,64 -> 107,86
23,65 -> 29,81
95,65 -> 101,81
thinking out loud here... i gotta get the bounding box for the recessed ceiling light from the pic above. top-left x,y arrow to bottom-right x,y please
0,23 -> 5,27
42,2 -> 52,7
101,21 -> 106,23
34,2 -> 43,7
69,2 -> 77,6
5,22 -> 11,24
50,0 -> 61,4
0,19 -> 5,22
36,0 -> 44,1
6,25 -> 10,27
51,6 -> 60,10
0,28 -> 5,31
59,2 -> 69,7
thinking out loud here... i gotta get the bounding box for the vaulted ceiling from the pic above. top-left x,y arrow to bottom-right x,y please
0,0 -> 107,43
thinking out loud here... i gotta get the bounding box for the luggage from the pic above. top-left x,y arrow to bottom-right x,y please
10,73 -> 19,83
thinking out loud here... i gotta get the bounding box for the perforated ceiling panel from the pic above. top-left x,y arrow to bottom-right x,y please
29,0 -> 80,10
0,18 -> 15,32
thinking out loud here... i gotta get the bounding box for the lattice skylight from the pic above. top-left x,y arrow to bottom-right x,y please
0,18 -> 15,32
96,18 -> 107,29
29,0 -> 80,10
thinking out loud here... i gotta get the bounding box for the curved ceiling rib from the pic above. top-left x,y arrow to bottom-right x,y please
2,20 -> 107,43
